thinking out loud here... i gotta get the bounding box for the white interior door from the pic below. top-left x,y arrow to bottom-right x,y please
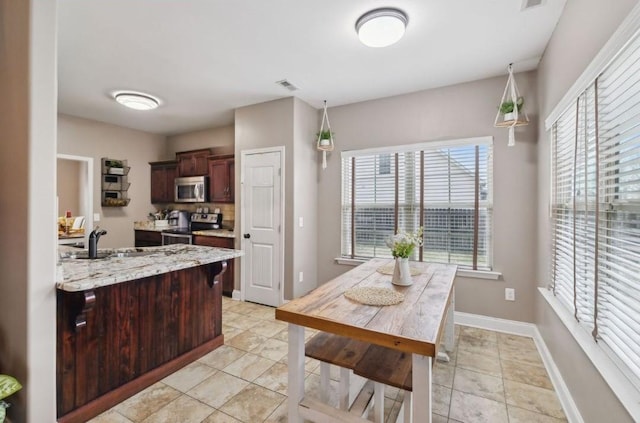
241,149 -> 283,307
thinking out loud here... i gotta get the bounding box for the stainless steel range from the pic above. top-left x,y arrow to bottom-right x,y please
161,213 -> 223,245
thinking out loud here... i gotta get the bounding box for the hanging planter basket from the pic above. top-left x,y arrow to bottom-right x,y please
494,63 -> 529,146
316,100 -> 334,169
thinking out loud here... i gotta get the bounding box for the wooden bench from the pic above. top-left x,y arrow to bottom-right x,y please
354,345 -> 413,423
305,333 -> 415,422
305,332 -> 371,410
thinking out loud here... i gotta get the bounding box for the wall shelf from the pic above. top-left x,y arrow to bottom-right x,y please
101,158 -> 130,207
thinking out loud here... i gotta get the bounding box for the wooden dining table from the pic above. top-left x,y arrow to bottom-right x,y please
275,258 -> 457,423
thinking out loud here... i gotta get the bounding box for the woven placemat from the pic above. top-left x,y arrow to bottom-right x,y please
344,287 -> 405,306
376,264 -> 423,276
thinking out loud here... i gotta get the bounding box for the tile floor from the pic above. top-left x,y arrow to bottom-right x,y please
89,297 -> 568,423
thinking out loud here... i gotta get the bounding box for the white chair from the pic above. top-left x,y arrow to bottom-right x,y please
71,216 -> 85,230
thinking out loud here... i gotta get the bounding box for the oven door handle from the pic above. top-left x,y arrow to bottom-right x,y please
161,232 -> 193,245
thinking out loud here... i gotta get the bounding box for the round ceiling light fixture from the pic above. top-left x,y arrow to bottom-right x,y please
355,8 -> 408,48
113,91 -> 161,111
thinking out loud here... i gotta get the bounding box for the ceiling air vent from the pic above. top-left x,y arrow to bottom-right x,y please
521,0 -> 544,10
276,79 -> 299,92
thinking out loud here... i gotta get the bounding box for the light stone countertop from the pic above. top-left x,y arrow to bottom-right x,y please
191,229 -> 235,238
57,244 -> 243,292
134,221 -> 235,238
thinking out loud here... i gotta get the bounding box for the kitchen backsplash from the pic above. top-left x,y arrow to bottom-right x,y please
150,203 -> 235,229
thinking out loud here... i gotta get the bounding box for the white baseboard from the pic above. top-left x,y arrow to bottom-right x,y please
531,325 -> 584,423
454,311 -> 584,423
454,311 -> 536,337
231,289 -> 242,300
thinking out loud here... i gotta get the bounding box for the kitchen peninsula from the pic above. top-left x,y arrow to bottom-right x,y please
56,244 -> 243,423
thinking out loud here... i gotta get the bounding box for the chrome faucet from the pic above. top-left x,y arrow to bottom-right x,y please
88,227 -> 107,259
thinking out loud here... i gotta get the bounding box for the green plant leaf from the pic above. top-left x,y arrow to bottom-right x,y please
0,375 -> 21,401
499,96 -> 524,114
316,130 -> 332,140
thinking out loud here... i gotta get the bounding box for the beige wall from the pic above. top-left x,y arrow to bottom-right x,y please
58,114 -> 167,248
316,72 -> 539,322
235,97 -> 319,300
535,0 -> 637,421
166,125 -> 234,157
57,158 -> 81,216
235,98 -> 295,298
0,0 -> 58,421
292,98 -> 319,297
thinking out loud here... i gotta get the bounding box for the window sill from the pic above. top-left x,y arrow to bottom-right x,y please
539,287 -> 640,419
334,257 -> 502,280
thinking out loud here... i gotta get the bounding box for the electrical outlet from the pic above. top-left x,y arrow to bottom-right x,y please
93,213 -> 100,222
299,217 -> 304,227
505,288 -> 515,301
299,271 -> 304,282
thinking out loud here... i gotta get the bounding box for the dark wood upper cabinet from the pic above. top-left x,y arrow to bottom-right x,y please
150,161 -> 177,203
176,149 -> 210,177
208,156 -> 234,203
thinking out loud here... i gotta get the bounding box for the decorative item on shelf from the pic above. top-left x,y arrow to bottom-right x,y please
149,209 -> 170,227
101,158 -> 131,207
316,100 -> 334,169
385,227 -> 423,286
0,374 -> 22,423
494,63 -> 529,146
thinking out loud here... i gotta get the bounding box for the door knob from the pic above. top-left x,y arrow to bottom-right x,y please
243,233 -> 251,239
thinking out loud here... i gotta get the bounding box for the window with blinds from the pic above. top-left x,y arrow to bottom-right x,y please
550,29 -> 640,388
341,138 -> 493,270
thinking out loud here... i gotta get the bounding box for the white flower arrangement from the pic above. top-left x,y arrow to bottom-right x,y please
385,227 -> 424,258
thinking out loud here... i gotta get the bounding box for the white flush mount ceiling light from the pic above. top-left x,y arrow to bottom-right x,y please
113,91 -> 160,111
355,8 -> 408,48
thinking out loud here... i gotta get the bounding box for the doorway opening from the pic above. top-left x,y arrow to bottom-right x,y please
57,154 -> 94,247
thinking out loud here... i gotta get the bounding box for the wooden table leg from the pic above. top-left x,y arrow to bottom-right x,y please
412,354 -> 432,423
288,324 -> 305,423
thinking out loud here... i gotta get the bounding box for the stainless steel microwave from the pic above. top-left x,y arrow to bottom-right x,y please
175,176 -> 208,203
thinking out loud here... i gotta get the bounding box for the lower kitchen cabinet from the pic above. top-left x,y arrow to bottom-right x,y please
135,230 -> 162,247
56,262 -> 224,421
193,235 -> 234,296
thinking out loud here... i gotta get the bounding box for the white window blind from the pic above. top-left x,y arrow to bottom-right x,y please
550,29 -> 640,389
341,139 -> 493,270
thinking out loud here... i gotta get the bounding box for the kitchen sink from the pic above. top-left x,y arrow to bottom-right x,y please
61,249 -> 161,260
64,251 -> 111,260
111,251 -> 159,258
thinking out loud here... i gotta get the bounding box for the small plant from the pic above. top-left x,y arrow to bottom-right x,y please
148,209 -> 169,221
316,130 -> 333,140
500,97 -> 524,114
108,159 -> 124,168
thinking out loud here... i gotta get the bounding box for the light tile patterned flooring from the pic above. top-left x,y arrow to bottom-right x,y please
89,297 -> 568,423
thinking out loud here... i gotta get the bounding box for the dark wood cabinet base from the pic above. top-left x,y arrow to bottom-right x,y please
57,262 -> 225,421
57,335 -> 223,423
